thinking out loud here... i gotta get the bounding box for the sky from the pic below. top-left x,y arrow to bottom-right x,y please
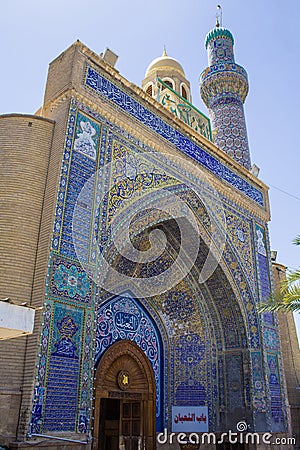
1,0 -> 299,339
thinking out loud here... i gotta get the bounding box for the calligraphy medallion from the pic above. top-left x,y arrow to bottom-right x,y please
117,370 -> 131,390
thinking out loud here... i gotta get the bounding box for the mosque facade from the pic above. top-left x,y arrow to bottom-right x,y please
0,22 -> 298,450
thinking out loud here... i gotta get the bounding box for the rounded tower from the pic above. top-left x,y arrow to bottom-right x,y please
200,24 -> 251,169
142,48 -> 191,103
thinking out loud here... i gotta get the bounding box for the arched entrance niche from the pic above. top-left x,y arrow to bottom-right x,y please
94,340 -> 156,450
95,181 -> 259,435
157,186 -> 256,431
133,190 -> 253,431
94,293 -> 166,431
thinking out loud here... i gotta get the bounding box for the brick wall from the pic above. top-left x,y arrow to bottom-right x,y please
0,114 -> 54,445
273,262 -> 300,449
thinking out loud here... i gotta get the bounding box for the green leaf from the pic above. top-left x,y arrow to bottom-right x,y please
292,235 -> 300,246
258,234 -> 300,313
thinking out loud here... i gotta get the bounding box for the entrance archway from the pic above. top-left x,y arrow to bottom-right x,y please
94,340 -> 156,450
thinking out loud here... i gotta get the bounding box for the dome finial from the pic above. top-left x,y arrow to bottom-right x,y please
216,4 -> 222,27
162,45 -> 167,57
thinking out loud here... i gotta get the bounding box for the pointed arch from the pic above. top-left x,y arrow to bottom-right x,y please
95,292 -> 167,431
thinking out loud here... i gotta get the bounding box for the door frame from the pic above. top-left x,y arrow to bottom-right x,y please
93,339 -> 156,449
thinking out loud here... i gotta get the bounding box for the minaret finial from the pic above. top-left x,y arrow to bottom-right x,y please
216,5 -> 222,28
162,45 -> 167,57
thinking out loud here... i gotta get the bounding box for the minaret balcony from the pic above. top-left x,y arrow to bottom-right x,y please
200,62 -> 248,81
200,65 -> 249,108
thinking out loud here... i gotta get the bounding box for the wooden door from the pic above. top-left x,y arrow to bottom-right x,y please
94,340 -> 156,450
121,401 -> 142,450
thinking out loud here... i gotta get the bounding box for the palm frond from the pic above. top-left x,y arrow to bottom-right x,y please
258,233 -> 300,314
259,299 -> 300,313
293,235 -> 300,246
285,269 -> 300,284
258,285 -> 300,313
279,269 -> 300,296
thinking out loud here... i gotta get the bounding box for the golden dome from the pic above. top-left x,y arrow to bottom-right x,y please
145,48 -> 185,77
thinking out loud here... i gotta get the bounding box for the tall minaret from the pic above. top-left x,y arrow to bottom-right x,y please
200,13 -> 251,169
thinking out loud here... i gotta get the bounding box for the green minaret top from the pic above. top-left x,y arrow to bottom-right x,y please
205,26 -> 234,49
